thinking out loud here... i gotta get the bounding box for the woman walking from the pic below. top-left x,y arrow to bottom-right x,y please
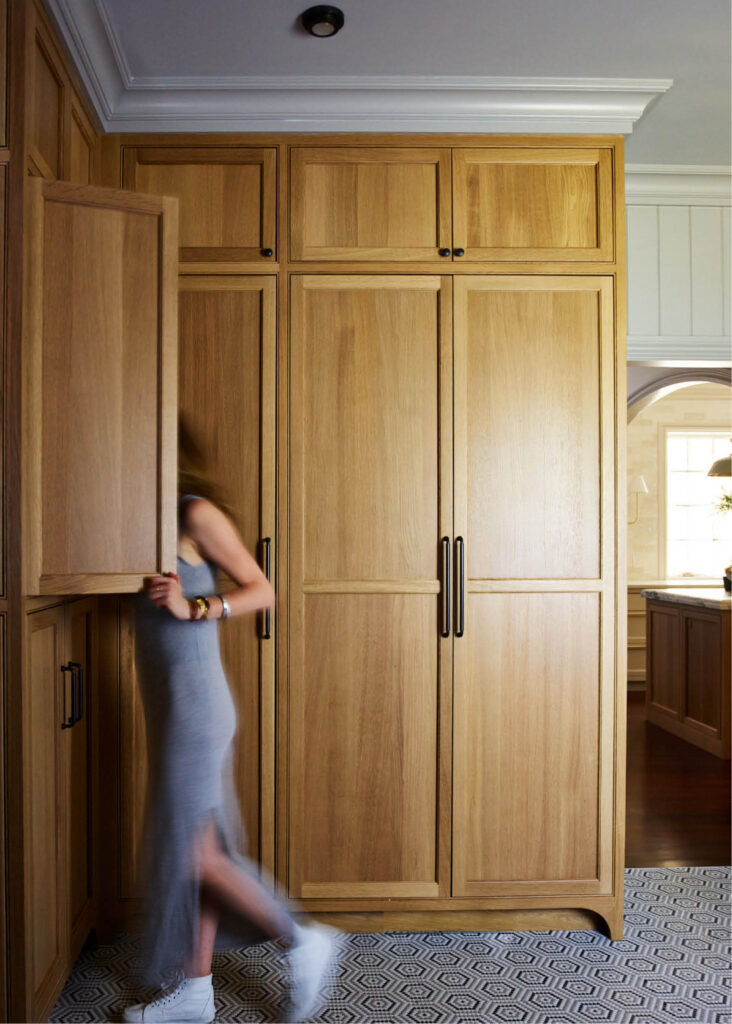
123,426 -> 338,1023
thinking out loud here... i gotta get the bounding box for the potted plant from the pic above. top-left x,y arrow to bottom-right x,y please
715,490 -> 732,591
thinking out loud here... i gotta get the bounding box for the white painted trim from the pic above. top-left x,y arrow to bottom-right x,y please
42,0 -> 671,134
625,165 -> 732,206
628,336 -> 732,363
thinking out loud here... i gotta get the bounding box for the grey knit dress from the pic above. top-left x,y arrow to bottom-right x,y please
134,507 -> 272,986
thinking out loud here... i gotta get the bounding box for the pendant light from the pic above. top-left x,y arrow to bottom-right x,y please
301,5 -> 345,37
708,445 -> 732,477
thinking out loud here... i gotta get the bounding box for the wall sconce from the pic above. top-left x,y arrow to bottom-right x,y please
301,5 -> 345,36
628,475 -> 648,524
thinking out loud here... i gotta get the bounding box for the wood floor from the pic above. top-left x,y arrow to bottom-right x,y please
625,691 -> 731,867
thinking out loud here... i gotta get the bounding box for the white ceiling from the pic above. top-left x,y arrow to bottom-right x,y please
48,0 -> 731,165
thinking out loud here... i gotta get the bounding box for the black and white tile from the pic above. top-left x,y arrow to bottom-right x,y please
50,867 -> 731,1024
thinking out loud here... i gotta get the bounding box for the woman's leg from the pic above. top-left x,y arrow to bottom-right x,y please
191,820 -> 296,971
187,889 -> 221,978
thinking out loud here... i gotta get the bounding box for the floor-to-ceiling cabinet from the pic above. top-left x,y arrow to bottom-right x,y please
94,133 -> 626,945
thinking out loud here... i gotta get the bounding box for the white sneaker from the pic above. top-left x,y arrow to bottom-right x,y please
123,974 -> 216,1023
285,922 -> 341,1022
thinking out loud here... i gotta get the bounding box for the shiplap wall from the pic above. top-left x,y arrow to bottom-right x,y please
626,166 -> 731,362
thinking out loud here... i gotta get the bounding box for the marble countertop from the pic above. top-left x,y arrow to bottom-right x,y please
641,587 -> 732,610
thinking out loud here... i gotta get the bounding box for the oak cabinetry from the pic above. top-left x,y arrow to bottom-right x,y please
24,600 -> 96,1023
290,147 -> 452,261
22,178 -> 179,595
288,273 -> 619,911
451,148 -> 613,261
101,275 -> 278,928
290,144 -> 614,262
288,275 -> 453,899
123,147 -> 278,264
645,594 -> 731,758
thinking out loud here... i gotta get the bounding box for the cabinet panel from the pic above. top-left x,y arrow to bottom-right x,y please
124,148 -> 277,262
68,99 -> 95,185
289,274 -> 453,900
684,611 -> 721,732
25,607 -> 66,1011
646,604 -> 682,718
453,148 -> 613,261
0,0 -> 6,147
28,11 -> 65,178
118,601 -> 149,901
290,148 -> 452,261
293,594 -> 441,898
454,276 -> 612,581
453,593 -> 605,896
179,276 -> 276,862
23,180 -> 178,594
293,275 -> 444,581
65,599 -> 95,959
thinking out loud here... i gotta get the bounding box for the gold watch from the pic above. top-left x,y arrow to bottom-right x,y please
193,596 -> 210,620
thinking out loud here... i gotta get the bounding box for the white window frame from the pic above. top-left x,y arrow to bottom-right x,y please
659,425 -> 732,580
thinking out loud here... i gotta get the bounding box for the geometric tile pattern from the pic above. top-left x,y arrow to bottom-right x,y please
50,867 -> 731,1023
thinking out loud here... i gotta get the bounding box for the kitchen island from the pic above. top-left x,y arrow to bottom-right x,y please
642,588 -> 730,758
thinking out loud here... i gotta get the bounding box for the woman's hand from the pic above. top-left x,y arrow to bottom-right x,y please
145,572 -> 192,620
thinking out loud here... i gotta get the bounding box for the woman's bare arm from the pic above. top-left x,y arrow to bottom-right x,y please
145,499 -> 273,621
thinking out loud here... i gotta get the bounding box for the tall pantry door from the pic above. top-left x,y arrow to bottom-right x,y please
288,275 -> 453,899
452,276 -> 617,897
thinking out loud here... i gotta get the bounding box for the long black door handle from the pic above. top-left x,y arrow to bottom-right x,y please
60,663 -> 76,729
261,538 -> 272,640
441,537 -> 451,637
69,661 -> 84,723
455,537 -> 465,638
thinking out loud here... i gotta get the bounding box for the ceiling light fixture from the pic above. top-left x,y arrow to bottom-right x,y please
301,5 -> 344,37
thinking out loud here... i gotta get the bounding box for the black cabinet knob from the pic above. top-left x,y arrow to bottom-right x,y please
261,248 -> 274,257
438,247 -> 451,257
453,247 -> 465,257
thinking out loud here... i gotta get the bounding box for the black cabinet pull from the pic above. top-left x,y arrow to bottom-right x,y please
261,538 -> 272,640
261,248 -> 274,258
455,537 -> 465,638
438,247 -> 451,257
441,537 -> 451,637
453,247 -> 465,257
60,663 -> 76,729
69,661 -> 84,723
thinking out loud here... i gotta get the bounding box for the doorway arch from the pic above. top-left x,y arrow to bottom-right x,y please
628,369 -> 731,422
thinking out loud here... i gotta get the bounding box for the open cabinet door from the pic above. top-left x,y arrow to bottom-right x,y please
23,179 -> 178,594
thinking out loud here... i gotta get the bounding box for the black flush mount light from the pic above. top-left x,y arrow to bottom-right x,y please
301,5 -> 344,37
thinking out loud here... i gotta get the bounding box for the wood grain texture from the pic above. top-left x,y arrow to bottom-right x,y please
290,147 -> 451,261
23,179 -> 178,593
118,600 -> 148,900
293,275 -> 443,582
24,607 -> 66,1014
67,99 -> 94,185
293,594 -> 441,899
289,273 -> 452,900
452,148 -> 613,261
453,592 -> 605,896
179,275 -> 276,857
454,276 -> 611,581
646,603 -> 682,718
124,147 -> 277,262
27,12 -> 64,179
64,599 -> 95,962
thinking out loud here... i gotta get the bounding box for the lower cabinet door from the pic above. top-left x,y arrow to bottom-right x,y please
65,598 -> 96,962
25,606 -> 67,1019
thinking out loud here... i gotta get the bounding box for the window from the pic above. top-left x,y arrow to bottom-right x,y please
664,430 -> 732,578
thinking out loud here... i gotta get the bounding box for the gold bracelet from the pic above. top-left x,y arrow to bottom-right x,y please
194,596 -> 210,620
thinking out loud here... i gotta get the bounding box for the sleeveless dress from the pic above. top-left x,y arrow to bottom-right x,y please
134,502 -> 274,986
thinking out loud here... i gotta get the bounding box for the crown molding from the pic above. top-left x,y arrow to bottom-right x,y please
625,165 -> 732,206
43,0 -> 671,134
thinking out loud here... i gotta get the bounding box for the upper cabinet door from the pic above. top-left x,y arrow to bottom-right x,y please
452,148 -> 614,262
123,147 -> 277,264
23,179 -> 178,595
290,147 -> 452,261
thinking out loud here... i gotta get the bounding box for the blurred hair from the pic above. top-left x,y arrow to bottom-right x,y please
178,415 -> 235,521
